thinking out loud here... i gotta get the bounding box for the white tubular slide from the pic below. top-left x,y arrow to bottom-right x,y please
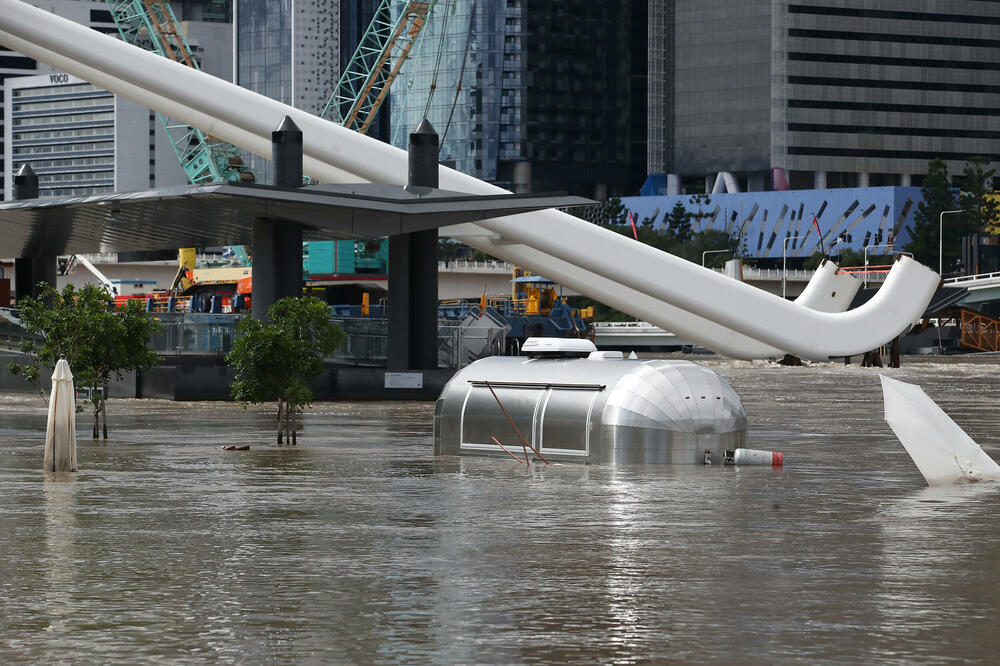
0,0 -> 936,360
795,259 -> 861,313
881,375 -> 1000,485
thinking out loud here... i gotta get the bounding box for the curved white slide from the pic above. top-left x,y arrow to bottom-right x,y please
881,375 -> 1000,485
0,0 -> 935,360
795,259 -> 861,313
461,231 -> 861,359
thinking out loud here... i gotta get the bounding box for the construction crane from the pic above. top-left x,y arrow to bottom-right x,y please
102,1 -> 440,300
321,0 -> 437,135
103,0 -> 253,184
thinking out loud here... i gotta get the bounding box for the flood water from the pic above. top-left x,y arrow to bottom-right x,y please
2,355 -> 1000,663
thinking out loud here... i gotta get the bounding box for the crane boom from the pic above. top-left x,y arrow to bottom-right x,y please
103,0 -> 253,184
321,0 -> 436,135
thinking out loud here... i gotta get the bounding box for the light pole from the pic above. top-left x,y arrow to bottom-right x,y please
702,248 -> 733,267
863,243 -> 894,289
939,209 -> 963,275
782,235 -> 805,299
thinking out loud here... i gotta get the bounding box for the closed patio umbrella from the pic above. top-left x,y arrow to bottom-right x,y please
44,357 -> 77,473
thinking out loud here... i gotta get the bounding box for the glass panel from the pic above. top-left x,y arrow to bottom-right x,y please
461,386 -> 542,448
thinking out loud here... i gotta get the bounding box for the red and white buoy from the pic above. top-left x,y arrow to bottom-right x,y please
725,448 -> 783,467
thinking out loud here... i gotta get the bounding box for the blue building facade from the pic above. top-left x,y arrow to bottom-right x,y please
622,187 -> 922,260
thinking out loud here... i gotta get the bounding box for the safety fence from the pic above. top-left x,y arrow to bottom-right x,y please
1,309 -> 505,369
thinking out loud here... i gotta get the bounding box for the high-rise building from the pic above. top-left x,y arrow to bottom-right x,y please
392,0 -> 644,198
234,0 -> 341,180
647,0 -> 1000,194
4,73 -> 154,198
0,0 -> 234,200
0,1 -> 119,198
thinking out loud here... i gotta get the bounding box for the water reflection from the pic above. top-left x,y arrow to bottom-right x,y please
43,474 -> 78,638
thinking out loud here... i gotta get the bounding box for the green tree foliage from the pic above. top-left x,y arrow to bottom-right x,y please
958,156 -> 1000,243
687,194 -> 713,232
226,296 -> 345,445
8,283 -> 161,439
907,156 -> 1000,272
664,201 -> 694,243
907,158 -> 957,267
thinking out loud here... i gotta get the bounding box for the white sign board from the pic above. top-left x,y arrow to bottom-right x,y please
384,372 -> 423,389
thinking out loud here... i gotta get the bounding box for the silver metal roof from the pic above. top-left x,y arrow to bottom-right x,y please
0,182 -> 592,256
434,356 -> 747,464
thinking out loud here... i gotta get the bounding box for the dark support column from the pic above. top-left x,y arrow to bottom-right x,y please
388,119 -> 440,371
387,233 -> 412,371
252,116 -> 304,320
408,120 -> 440,370
12,164 -> 54,303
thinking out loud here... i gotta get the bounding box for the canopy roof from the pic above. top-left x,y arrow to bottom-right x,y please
0,182 -> 592,257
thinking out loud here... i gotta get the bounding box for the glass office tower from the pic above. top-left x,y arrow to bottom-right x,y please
391,0 -> 640,198
235,0 -> 341,179
649,0 -> 1000,194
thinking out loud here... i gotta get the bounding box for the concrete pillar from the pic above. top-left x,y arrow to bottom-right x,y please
513,161 -> 531,194
899,173 -> 912,187
813,171 -> 827,190
12,164 -> 55,303
593,183 -> 608,201
858,172 -> 870,188
389,118 -> 440,371
666,174 -> 681,196
251,116 -> 304,320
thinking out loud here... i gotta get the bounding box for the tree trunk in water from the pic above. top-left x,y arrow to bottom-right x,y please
283,400 -> 291,446
93,404 -> 99,439
291,408 -> 297,445
276,400 -> 284,445
102,398 -> 108,440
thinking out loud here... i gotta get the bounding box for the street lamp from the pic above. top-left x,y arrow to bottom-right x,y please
939,209 -> 963,275
782,235 -> 805,299
863,243 -> 894,289
702,248 -> 733,267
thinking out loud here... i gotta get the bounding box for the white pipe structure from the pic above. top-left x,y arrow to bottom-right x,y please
458,233 -> 860,359
0,0 -> 939,360
794,259 -> 862,313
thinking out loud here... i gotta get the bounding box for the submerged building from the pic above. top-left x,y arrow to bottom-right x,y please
647,0 -> 1000,194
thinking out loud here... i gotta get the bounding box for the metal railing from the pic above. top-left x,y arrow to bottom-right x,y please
329,317 -> 387,364
945,270 -> 1000,286
438,259 -> 514,273
148,313 -> 241,356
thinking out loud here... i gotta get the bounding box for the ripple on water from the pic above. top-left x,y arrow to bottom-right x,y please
1,356 -> 1000,662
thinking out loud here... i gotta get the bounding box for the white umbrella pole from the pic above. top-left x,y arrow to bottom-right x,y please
44,357 -> 78,473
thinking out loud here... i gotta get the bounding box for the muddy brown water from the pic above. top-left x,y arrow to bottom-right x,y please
2,355 -> 999,663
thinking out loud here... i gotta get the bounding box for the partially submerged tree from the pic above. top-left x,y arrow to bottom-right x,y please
226,296 -> 345,444
9,283 -> 161,439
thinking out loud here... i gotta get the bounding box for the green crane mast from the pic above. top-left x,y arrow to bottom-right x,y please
103,0 -> 253,184
321,0 -> 437,134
